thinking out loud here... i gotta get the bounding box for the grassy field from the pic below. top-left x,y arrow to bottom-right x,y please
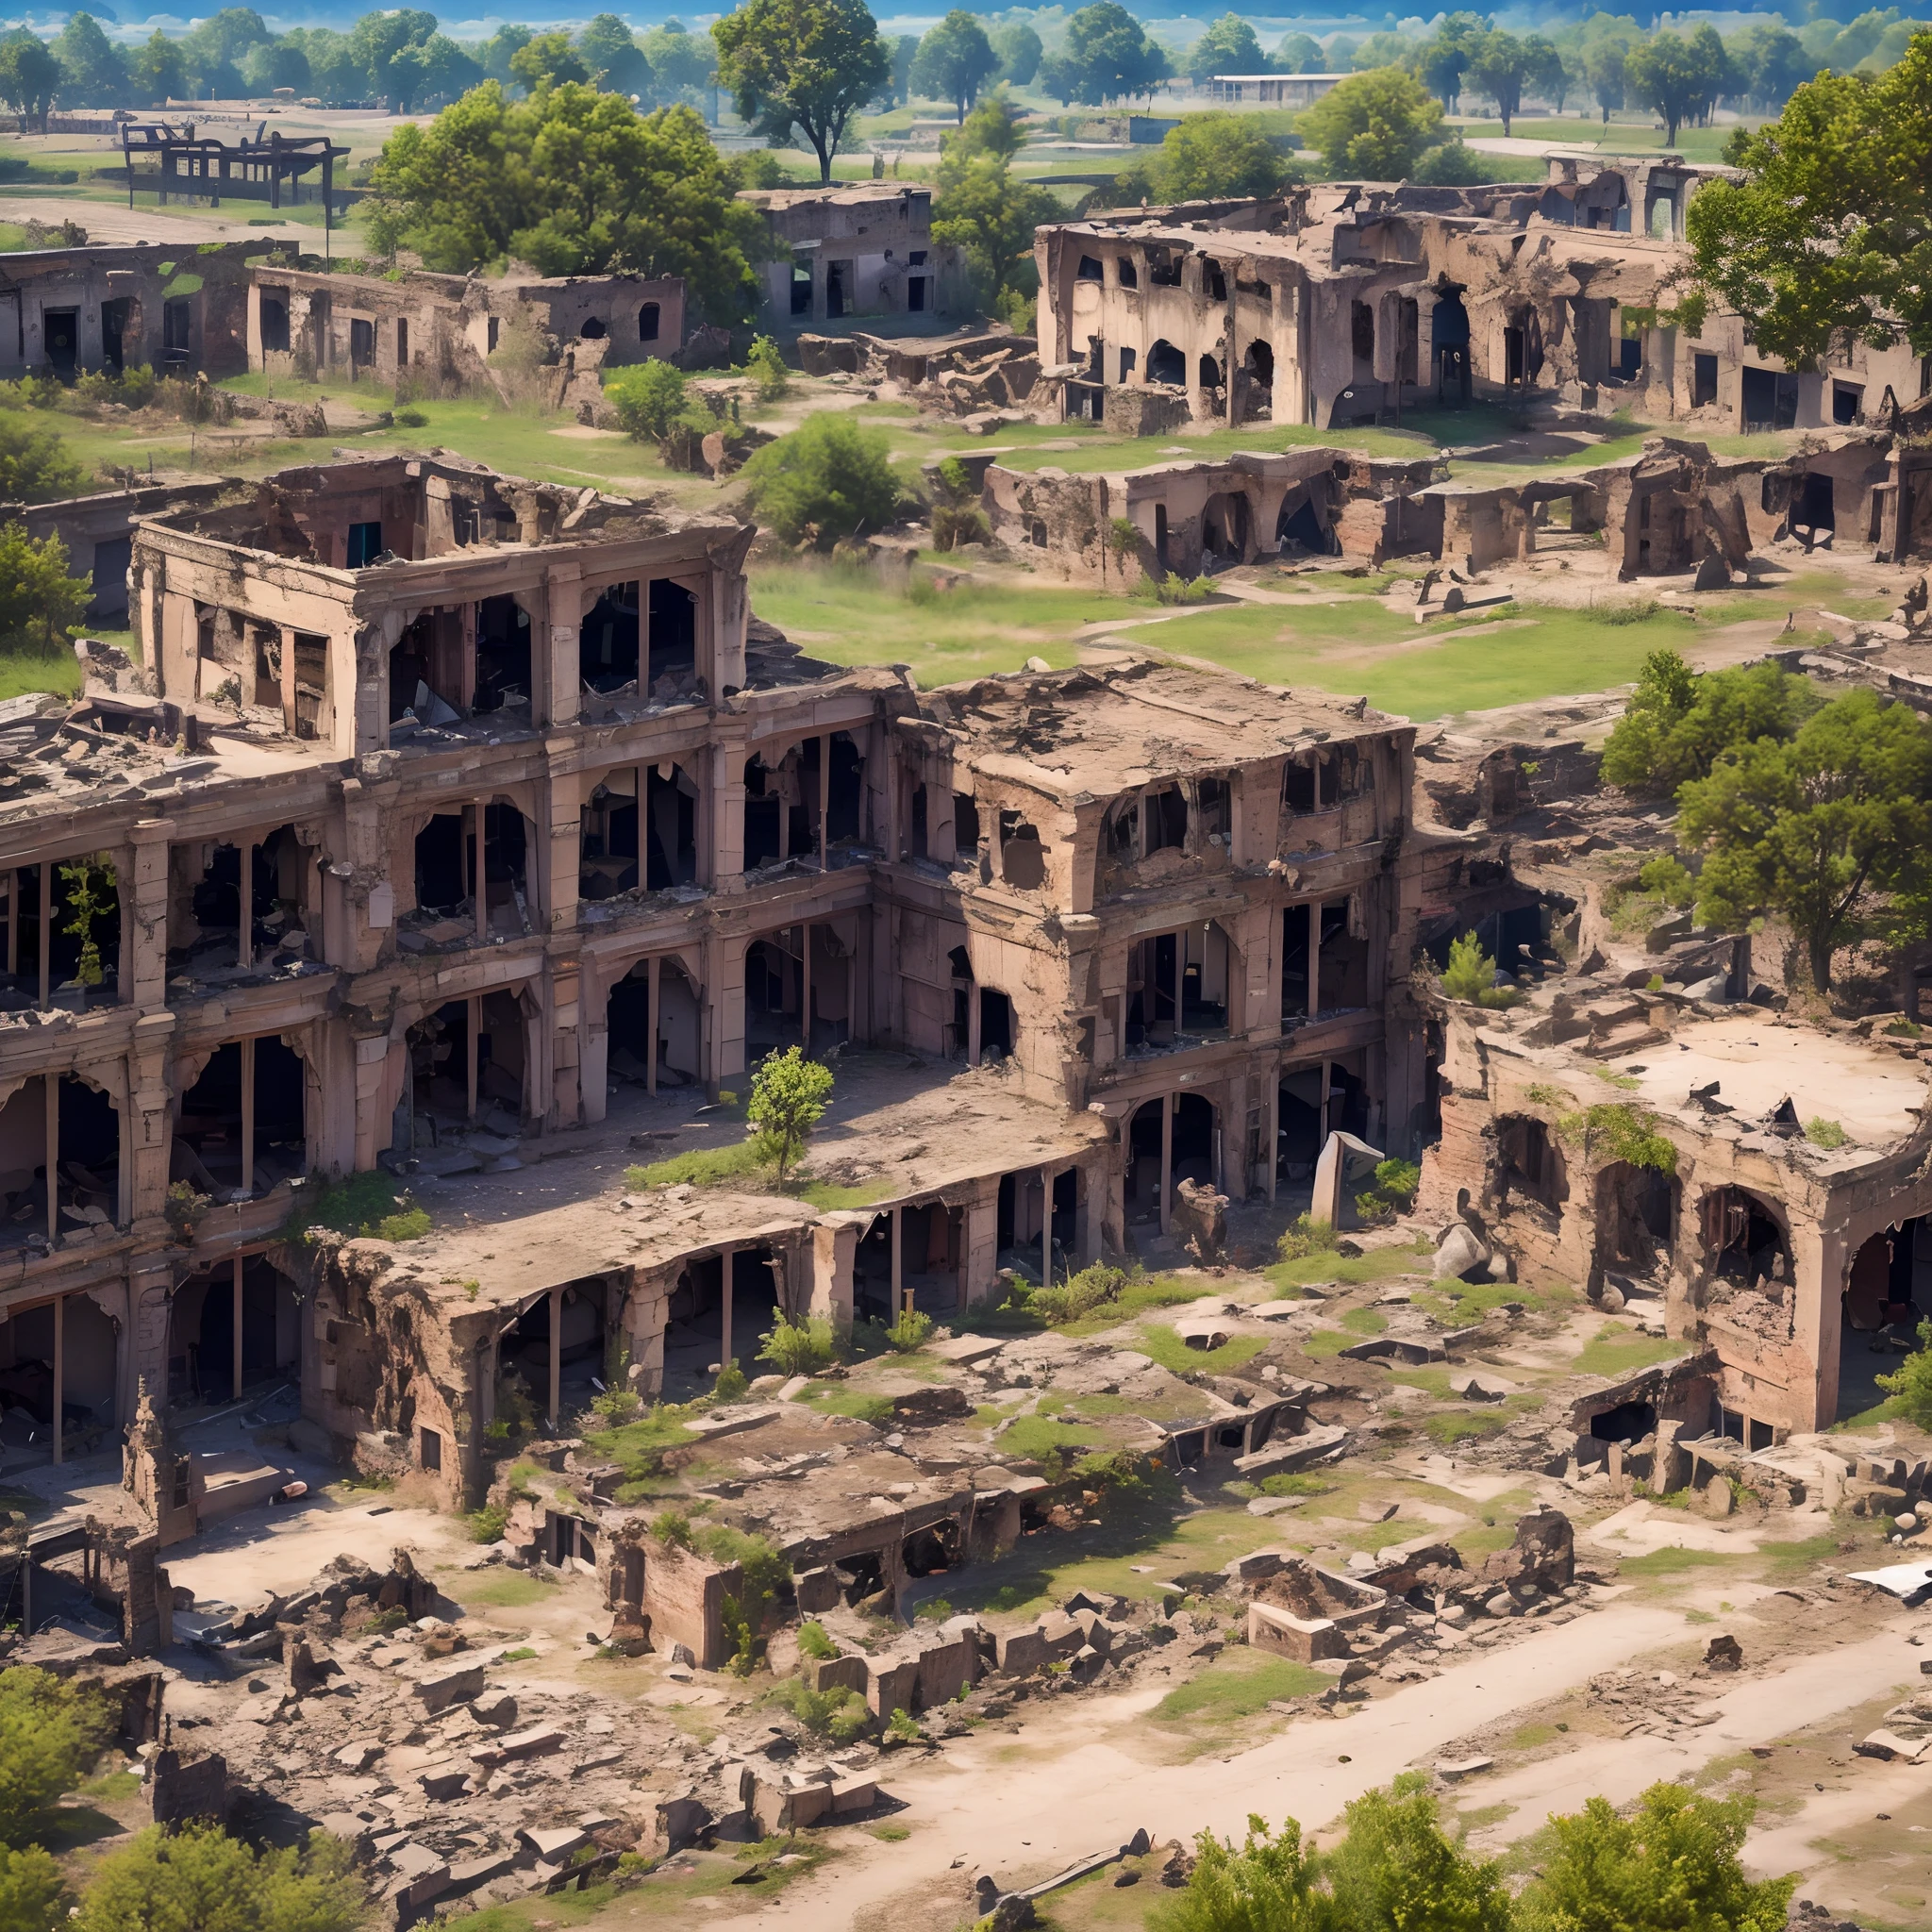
1450,114 -> 1757,165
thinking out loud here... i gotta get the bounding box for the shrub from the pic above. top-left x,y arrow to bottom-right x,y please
466,1503 -> 508,1543
744,334 -> 790,401
797,1620 -> 836,1661
769,1674 -> 870,1739
1354,1157 -> 1422,1224
1074,1449 -> 1148,1491
930,455 -> 991,552
758,1311 -> 838,1376
885,1707 -> 921,1742
651,1509 -> 695,1550
747,1044 -> 834,1182
73,1824 -> 365,1932
590,1385 -> 642,1422
392,405 -> 429,427
1275,1214 -> 1338,1262
714,1360 -> 749,1400
885,1307 -> 934,1353
1804,1117 -> 1848,1150
0,1844 -> 65,1932
1440,931 -> 1517,1008
740,413 -> 903,549
1028,1261 -> 1128,1325
0,1667 -> 111,1845
0,414 -> 87,503
608,358 -> 688,441
1639,853 -> 1696,908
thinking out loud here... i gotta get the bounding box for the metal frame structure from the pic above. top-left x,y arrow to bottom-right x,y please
118,122 -> 350,259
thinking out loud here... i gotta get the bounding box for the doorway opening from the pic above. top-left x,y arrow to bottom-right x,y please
475,594 -> 531,713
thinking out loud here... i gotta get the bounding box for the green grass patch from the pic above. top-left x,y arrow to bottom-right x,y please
593,1403 -> 708,1477
1055,1272 -> 1204,1337
799,1384 -> 894,1424
1339,1307 -> 1389,1336
791,1175 -> 891,1209
75,1770 -> 140,1803
1573,1324 -> 1689,1378
999,1413 -> 1104,1463
1424,1410 -> 1507,1445
625,1139 -> 768,1191
1758,1532 -> 1842,1578
0,644 -> 80,703
455,1572 -> 558,1608
1301,1328 -> 1357,1358
1262,1242 -> 1431,1295
1132,1323 -> 1265,1374
1617,1546 -> 1739,1578
1152,1649 -> 1333,1721
284,1171 -> 429,1243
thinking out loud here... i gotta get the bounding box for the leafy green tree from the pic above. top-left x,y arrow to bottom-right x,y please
607,359 -> 688,441
912,10 -> 998,123
1877,1318 -> 1932,1424
0,1844 -> 66,1932
1188,14 -> 1263,87
1584,38 -> 1628,124
1151,1813 -> 1321,1932
885,33 -> 918,108
368,88 -> 761,323
991,22 -> 1041,86
1516,1784 -> 1796,1932
0,1667 -> 110,1846
1679,686 -> 1932,993
1464,30 -> 1532,135
1726,23 -> 1812,109
1440,931 -> 1515,1008
283,27 -> 363,104
747,1044 -> 835,1182
1124,111 -> 1294,203
1301,67 -> 1444,177
73,1824 -> 365,1932
1271,33 -> 1324,75
132,32 -> 189,106
476,24 -> 534,87
1324,1774 -> 1513,1932
1600,652 -> 1820,794
933,92 -> 1057,325
242,42 -> 313,97
740,412 -> 902,550
0,419 -> 87,504
348,7 -> 439,108
1417,11 -> 1491,110
1065,1 -> 1170,107
712,0 -> 890,186
1411,138 -> 1506,186
641,21 -> 715,104
186,8 -> 272,75
387,37 -> 482,113
0,525 -> 90,658
1684,32 -> 1932,372
576,15 -> 652,97
53,14 -> 128,108
1626,28 -> 1721,146
510,33 -> 591,92
0,37 -> 63,131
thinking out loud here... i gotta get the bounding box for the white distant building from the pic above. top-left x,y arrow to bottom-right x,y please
1208,74 -> 1341,107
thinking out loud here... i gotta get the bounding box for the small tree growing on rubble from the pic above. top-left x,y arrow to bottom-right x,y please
747,1045 -> 835,1183
0,1668 -> 111,1848
1439,932 -> 1517,1008
1152,1811 -> 1322,1932
1324,1774 -> 1513,1932
1514,1782 -> 1796,1932
74,1824 -> 366,1932
757,1310 -> 837,1375
1877,1319 -> 1932,1427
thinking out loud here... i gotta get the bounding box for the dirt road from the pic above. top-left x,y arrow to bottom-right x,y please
760,1604 -> 1690,1930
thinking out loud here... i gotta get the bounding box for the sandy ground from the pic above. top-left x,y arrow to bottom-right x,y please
757,1603 -> 1691,1930
161,1498 -> 473,1604
0,194 -> 310,246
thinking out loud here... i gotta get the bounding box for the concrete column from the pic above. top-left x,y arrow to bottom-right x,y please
240,1035 -> 256,1195
51,1291 -> 62,1465
891,1205 -> 903,1317
547,1284 -> 562,1430
545,771 -> 580,934
967,980 -> 981,1065
1159,1093 -> 1173,1235
800,922 -> 811,1048
473,803 -> 488,942
237,838 -> 253,970
38,860 -> 50,1006
718,1245 -> 736,1374
646,955 -> 660,1095
1041,1168 -> 1055,1287
817,733 -> 831,870
1266,1066 -> 1279,1203
542,567 -> 582,730
711,750 -> 745,891
467,992 -> 480,1122
127,820 -> 172,1009
1308,901 -> 1322,1018
232,1254 -> 244,1401
44,1073 -> 58,1241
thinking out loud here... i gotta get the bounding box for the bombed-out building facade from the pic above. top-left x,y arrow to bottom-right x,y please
1035,162 -> 1925,438
0,451 -> 1436,1539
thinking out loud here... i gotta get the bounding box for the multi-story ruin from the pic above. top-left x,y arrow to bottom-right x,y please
0,452 -> 1427,1524
1034,163 -> 1924,436
740,184 -> 969,330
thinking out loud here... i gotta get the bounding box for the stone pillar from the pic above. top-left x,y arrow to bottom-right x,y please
550,958 -> 582,1129
962,1185 -> 999,1307
542,765 -> 580,934
128,1012 -> 175,1226
126,819 -> 172,1010
811,1221 -> 858,1324
541,565 -> 583,730
709,743 -> 745,891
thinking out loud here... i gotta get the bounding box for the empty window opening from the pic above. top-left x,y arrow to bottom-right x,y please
1146,339 -> 1185,385
1198,776 -> 1230,842
1116,256 -> 1138,289
1832,382 -> 1862,425
1117,345 -> 1136,381
346,520 -> 384,568
1076,255 -> 1104,281
1496,1115 -> 1565,1213
825,260 -> 849,319
414,813 -> 469,917
606,955 -> 701,1090
908,782 -> 928,860
1594,1160 -> 1675,1282
1589,1398 -> 1657,1443
1201,491 -> 1247,559
1280,904 -> 1310,1020
582,580 -> 641,693
978,987 -> 1014,1062
396,317 -> 409,367
258,291 -> 291,356
1276,491 -> 1333,557
825,732 -> 865,845
854,1201 -> 963,1322
1203,260 -> 1227,302
641,764 -> 699,889
1245,339 -> 1274,389
999,811 -> 1045,891
161,298 -> 192,367
791,257 -> 813,317
3,855 -> 122,1009
639,302 -> 661,341
170,828 -> 307,979
0,1282 -> 119,1456
1144,784 -> 1187,855
500,1277 -> 608,1426
1793,473 -> 1835,534
483,803 -> 529,933
1197,354 -> 1224,390
580,771 -> 639,900
1692,352 -> 1719,408
167,1256 -> 298,1407
648,578 -> 698,692
745,932 -> 802,1055
743,756 -> 783,869
954,792 -> 981,861
348,317 -> 375,370
579,315 -> 607,340
411,991 -> 527,1130
389,605 -> 465,724
662,1246 -> 778,1399
475,594 -> 531,714
176,1037 -> 307,1200
1741,365 -> 1799,432
1276,1068 -> 1325,1181
1702,1186 -> 1790,1290
1351,300 -> 1374,374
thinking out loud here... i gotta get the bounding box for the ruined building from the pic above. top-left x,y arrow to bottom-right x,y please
739,184 -> 969,330
0,454 -> 1425,1522
1035,162 -> 1924,437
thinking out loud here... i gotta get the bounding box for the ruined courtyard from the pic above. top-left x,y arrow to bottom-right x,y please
6,139 -> 1932,1932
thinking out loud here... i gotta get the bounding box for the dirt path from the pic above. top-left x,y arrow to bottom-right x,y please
0,194 -> 308,245
1465,1613 -> 1930,1869
758,1605 -> 1690,1930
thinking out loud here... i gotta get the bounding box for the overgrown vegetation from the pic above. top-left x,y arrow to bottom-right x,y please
757,1311 -> 839,1376
740,414 -> 904,550
1440,931 -> 1517,1008
285,1172 -> 430,1244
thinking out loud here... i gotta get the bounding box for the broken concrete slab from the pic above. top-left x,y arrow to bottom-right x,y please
412,1662 -> 487,1713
